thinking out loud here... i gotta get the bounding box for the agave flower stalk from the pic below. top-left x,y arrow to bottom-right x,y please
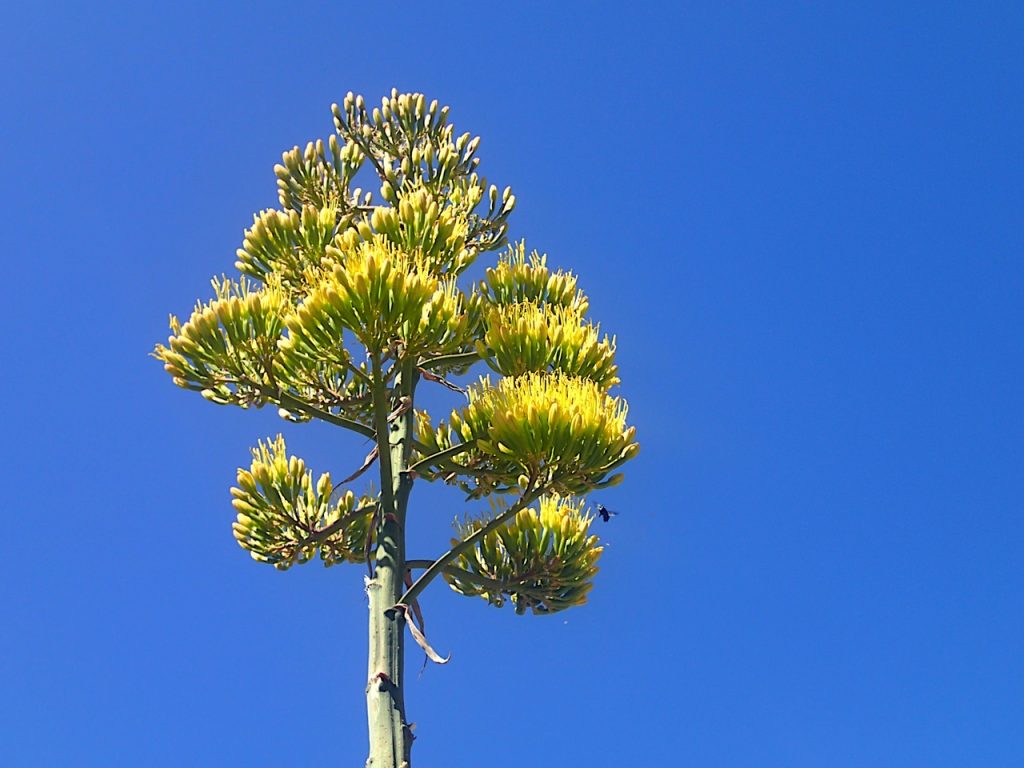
154,90 -> 638,768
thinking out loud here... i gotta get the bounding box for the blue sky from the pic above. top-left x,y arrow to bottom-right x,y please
3,2 -> 1022,765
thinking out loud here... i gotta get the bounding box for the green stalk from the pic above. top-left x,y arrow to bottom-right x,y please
365,357 -> 416,768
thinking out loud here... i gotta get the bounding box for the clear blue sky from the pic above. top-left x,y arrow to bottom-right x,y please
3,2 -> 1021,766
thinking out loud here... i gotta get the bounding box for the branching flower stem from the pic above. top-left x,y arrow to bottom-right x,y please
405,441 -> 476,476
296,503 -> 378,549
417,350 -> 480,371
346,362 -> 373,387
271,389 -> 376,439
405,561 -> 548,602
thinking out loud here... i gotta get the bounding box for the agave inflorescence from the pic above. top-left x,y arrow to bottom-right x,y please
154,89 -> 638,767
155,277 -> 289,406
478,301 -> 619,387
445,496 -> 603,614
230,435 -> 377,569
416,371 -> 636,498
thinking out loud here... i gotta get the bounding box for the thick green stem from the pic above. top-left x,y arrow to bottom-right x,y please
366,357 -> 416,768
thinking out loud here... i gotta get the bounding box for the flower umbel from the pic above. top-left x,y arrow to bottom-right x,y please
435,372 -> 638,496
478,301 -> 619,389
230,435 -> 376,569
480,241 -> 587,312
280,236 -> 471,358
445,496 -> 603,614
154,277 -> 288,407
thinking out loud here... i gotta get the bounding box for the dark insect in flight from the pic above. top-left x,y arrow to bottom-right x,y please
596,504 -> 618,523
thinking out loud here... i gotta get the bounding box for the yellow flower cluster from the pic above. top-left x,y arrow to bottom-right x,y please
423,372 -> 637,496
365,186 -> 473,276
445,496 -> 603,614
154,278 -> 288,406
230,435 -> 376,569
235,205 -> 343,292
280,236 -> 472,358
478,301 -> 619,389
274,136 -> 365,213
480,242 -> 587,312
333,89 -> 515,256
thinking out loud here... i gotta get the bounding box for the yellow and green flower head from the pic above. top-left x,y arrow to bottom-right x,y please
368,185 -> 473,276
445,496 -> 603,614
448,372 -> 638,495
477,301 -> 619,389
235,204 -> 344,293
279,236 -> 471,358
481,242 -> 588,312
275,137 -> 365,213
230,435 -> 375,569
154,277 -> 288,406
